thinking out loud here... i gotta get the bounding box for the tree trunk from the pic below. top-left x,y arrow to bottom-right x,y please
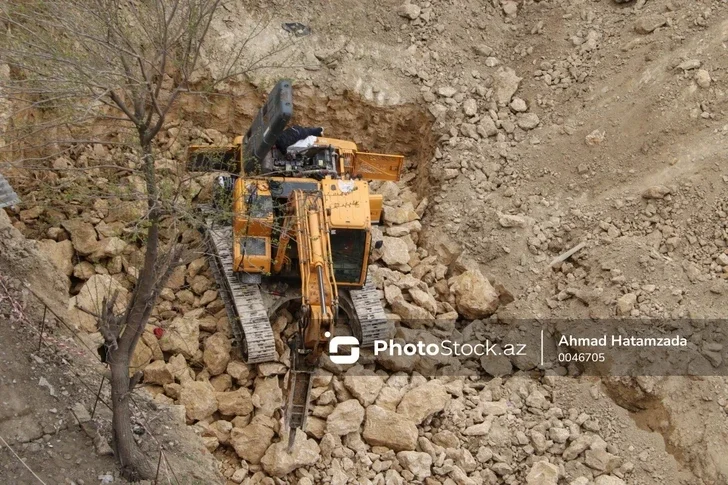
108,346 -> 154,480
106,140 -> 160,481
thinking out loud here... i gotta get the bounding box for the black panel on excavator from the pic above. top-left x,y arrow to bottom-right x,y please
268,180 -> 319,198
243,80 -> 293,175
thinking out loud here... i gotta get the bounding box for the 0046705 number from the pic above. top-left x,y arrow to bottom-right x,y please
557,352 -> 605,363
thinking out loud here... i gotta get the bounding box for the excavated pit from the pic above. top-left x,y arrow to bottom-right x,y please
175,83 -> 437,194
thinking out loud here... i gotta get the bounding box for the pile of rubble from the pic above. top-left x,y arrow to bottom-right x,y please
6,147 -> 641,484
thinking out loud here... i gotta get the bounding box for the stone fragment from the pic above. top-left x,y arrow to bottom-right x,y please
179,381 -> 217,421
634,14 -> 666,34
216,388 -> 254,416
396,381 -> 450,424
252,377 -> 283,416
260,431 -> 320,477
344,366 -> 384,406
449,270 -> 500,319
526,460 -> 559,485
203,332 -> 231,376
159,314 -> 200,358
143,360 -> 173,385
36,239 -> 74,276
61,220 -> 99,255
397,3 -> 421,20
362,405 -> 418,451
230,422 -> 275,464
397,451 -> 433,481
494,67 -> 522,104
381,236 -> 410,266
326,399 -> 365,435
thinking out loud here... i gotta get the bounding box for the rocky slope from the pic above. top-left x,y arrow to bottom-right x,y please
3,0 -> 728,484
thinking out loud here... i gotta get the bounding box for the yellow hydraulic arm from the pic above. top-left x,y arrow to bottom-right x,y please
279,190 -> 338,362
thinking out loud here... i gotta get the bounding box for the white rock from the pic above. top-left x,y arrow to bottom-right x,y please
36,239 -> 74,276
216,388 -> 254,416
502,1 -> 518,16
463,418 -> 493,436
510,97 -> 528,112
397,451 -> 433,480
381,236 -> 411,266
203,332 -> 231,376
526,460 -> 559,485
179,380 -> 217,421
61,219 -> 99,256
494,67 -> 522,104
143,360 -> 173,385
362,405 -> 418,451
695,69 -> 711,88
396,381 -> 450,424
159,313 -> 200,358
73,274 -> 128,318
408,287 -> 438,315
517,113 -> 540,130
437,86 -> 457,97
252,377 -> 283,416
344,366 -> 384,406
594,476 -> 626,485
260,430 -> 320,477
463,98 -> 478,116
449,270 -> 500,319
230,421 -> 275,464
616,293 -> 637,315
326,399 -> 365,435
397,3 -> 421,20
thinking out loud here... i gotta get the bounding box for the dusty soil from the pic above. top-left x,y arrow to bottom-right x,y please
3,0 -> 728,484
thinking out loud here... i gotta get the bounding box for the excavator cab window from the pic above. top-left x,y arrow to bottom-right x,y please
329,229 -> 367,283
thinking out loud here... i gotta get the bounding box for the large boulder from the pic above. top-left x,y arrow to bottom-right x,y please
89,237 -> 127,262
526,460 -> 559,485
260,430 -> 320,477
227,360 -> 252,384
362,405 -> 418,451
397,451 -> 433,481
343,366 -> 384,406
396,381 -> 450,424
216,388 -> 253,416
179,380 -> 217,421
408,287 -> 437,315
391,299 -> 433,328
381,236 -> 410,266
36,239 -> 74,276
72,274 -> 128,318
129,339 -> 153,373
203,332 -> 231,376
61,220 -> 99,256
159,314 -> 200,358
230,421 -> 275,464
105,200 -> 146,224
252,377 -> 283,417
449,270 -> 500,319
143,360 -> 173,385
493,66 -> 522,105
326,399 -> 365,436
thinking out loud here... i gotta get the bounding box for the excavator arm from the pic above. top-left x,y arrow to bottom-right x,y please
282,189 -> 340,448
282,190 -> 339,361
293,190 -> 339,362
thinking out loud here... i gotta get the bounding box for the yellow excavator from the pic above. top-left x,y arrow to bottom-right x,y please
188,80 -> 403,445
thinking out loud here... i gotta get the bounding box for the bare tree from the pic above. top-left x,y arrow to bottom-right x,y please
0,0 -> 293,479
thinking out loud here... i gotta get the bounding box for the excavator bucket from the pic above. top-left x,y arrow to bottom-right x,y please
187,144 -> 241,173
352,152 -> 403,181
